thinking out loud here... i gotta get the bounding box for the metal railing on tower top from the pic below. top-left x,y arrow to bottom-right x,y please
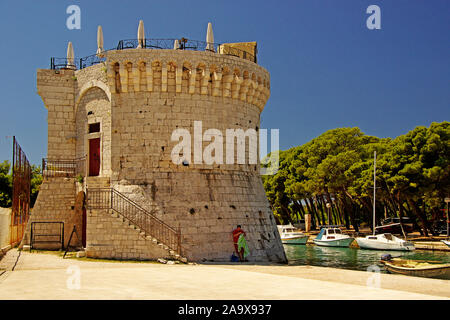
50,38 -> 257,70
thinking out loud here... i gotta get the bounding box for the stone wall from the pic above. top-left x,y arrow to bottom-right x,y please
22,177 -> 80,249
0,207 -> 11,248
37,69 -> 77,160
86,209 -> 171,260
105,50 -> 285,263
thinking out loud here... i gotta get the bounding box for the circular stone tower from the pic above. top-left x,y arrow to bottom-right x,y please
65,34 -> 287,263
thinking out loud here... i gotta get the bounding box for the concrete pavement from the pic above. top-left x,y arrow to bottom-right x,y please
0,249 -> 448,300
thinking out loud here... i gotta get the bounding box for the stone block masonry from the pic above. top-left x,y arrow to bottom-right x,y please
21,177 -> 79,249
86,209 -> 173,260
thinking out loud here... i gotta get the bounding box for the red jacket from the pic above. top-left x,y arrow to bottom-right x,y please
232,227 -> 246,244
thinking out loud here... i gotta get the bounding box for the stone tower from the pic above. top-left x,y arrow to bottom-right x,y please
25,22 -> 287,263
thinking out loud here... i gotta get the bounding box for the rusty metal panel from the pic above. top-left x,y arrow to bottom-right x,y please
9,136 -> 31,246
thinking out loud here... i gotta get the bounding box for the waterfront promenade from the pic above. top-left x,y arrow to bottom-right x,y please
0,250 -> 448,300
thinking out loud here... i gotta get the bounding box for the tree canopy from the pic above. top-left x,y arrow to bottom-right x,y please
262,122 -> 450,236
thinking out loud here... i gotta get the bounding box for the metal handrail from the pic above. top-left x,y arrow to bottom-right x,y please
86,187 -> 182,255
50,38 -> 257,70
42,157 -> 86,178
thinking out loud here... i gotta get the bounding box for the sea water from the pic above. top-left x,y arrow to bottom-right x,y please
284,244 -> 450,273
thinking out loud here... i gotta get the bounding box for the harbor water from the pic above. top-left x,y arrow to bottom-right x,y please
284,244 -> 450,273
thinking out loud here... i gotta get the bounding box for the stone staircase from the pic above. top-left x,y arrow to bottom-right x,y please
86,187 -> 187,263
109,209 -> 187,262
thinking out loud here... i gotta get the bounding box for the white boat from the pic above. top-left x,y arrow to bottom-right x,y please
277,224 -> 309,245
355,151 -> 415,251
313,227 -> 355,247
441,240 -> 450,248
356,233 -> 415,251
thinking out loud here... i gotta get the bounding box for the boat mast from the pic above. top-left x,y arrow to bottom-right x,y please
373,151 -> 376,236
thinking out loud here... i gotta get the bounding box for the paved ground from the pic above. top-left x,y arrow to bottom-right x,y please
0,249 -> 448,300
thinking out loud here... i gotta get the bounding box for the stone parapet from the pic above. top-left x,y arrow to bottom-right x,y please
105,49 -> 270,112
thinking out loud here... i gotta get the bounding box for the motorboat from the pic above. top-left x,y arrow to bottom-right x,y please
277,224 -> 309,245
313,227 -> 354,247
380,256 -> 450,280
356,233 -> 415,251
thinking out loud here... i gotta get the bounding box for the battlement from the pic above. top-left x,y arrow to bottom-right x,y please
102,49 -> 270,111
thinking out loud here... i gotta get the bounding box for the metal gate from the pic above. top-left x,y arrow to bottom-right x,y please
9,137 -> 31,246
30,222 -> 64,250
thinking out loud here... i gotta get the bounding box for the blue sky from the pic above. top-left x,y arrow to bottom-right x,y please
0,0 -> 449,165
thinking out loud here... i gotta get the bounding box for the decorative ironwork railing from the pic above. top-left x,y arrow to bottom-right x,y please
50,38 -> 256,70
86,188 -> 182,256
42,157 -> 86,178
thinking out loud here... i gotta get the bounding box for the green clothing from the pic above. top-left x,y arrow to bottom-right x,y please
237,234 -> 249,258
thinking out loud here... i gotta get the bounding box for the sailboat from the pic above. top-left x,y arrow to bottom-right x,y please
356,151 -> 415,251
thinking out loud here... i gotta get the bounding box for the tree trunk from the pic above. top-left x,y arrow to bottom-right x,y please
337,195 -> 350,229
407,197 -> 430,237
342,189 -> 359,232
402,201 -> 424,235
360,197 -> 374,232
296,200 -> 306,219
306,197 -> 317,230
395,192 -> 407,238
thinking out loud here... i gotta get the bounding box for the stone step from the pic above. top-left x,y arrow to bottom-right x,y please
85,177 -> 111,188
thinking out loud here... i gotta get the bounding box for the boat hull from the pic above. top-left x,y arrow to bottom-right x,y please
356,238 -> 415,251
382,260 -> 450,280
313,237 -> 354,248
281,236 -> 308,245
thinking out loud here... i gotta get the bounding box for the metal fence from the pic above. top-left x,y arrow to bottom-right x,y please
42,157 -> 85,178
30,222 -> 64,250
50,38 -> 256,70
10,137 -> 31,246
86,188 -> 182,255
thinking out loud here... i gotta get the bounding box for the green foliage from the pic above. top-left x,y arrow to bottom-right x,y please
31,164 -> 43,207
0,160 -> 12,207
0,160 -> 43,208
76,174 -> 84,183
262,122 -> 450,235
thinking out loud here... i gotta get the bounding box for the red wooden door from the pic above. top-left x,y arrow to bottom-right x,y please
89,138 -> 100,176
